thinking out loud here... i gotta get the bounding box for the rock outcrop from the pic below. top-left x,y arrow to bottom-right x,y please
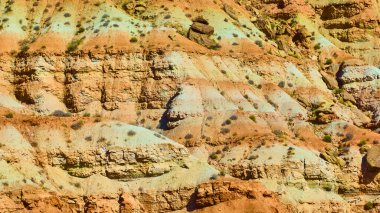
188,17 -> 219,49
1,0 -> 380,212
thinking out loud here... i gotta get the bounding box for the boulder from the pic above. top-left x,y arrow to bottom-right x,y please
320,149 -> 346,167
193,16 -> 209,25
367,145 -> 380,168
276,35 -> 293,53
337,65 -> 380,84
188,30 -> 219,49
122,0 -> 147,14
341,90 -> 356,104
190,22 -> 214,35
321,71 -> 339,89
223,4 -> 239,20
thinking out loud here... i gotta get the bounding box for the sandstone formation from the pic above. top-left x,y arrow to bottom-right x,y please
1,0 -> 380,212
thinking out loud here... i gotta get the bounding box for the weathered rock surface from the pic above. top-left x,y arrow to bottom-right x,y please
367,145 -> 380,169
1,0 -> 380,212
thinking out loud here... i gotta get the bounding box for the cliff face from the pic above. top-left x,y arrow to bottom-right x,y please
1,0 -> 380,212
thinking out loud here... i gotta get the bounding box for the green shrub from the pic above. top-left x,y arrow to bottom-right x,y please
325,58 -> 333,65
249,115 -> 256,122
67,39 -> 83,52
323,185 -> 333,192
314,43 -> 321,50
76,27 -> 85,34
364,201 -> 374,210
209,153 -> 218,160
323,135 -> 332,143
19,40 -> 30,54
358,139 -> 367,147
130,37 -> 138,43
4,112 -> 13,119
248,155 -> 259,160
223,119 -> 232,125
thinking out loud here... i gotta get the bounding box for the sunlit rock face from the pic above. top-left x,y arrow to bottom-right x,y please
1,0 -> 380,212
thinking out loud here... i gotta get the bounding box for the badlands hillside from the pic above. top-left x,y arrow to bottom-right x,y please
1,0 -> 380,212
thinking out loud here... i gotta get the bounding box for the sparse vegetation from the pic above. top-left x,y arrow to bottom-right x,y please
358,139 -> 367,147
19,39 -> 30,54
128,130 -> 136,136
287,147 -> 295,157
97,137 -> 106,143
4,112 -> 13,119
323,184 -> 333,192
223,119 -> 232,125
76,27 -> 85,34
278,81 -> 285,88
209,152 -> 218,160
52,110 -> 71,117
249,155 -> 259,160
210,174 -> 218,180
184,133 -> 193,140
130,37 -> 138,43
249,115 -> 256,122
343,133 -> 354,142
71,121 -> 84,130
314,43 -> 321,50
67,39 -> 83,53
255,40 -> 263,48
323,135 -> 332,143
364,201 -> 374,210
325,58 -> 333,65
220,128 -> 230,134
230,115 -> 238,120
273,130 -> 284,137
